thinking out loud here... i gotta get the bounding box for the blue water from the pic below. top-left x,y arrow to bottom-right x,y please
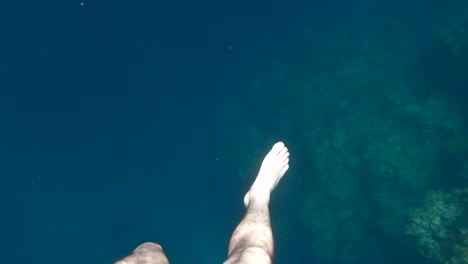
2,0 -> 467,263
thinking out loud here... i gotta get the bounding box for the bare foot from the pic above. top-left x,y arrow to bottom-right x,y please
244,142 -> 290,207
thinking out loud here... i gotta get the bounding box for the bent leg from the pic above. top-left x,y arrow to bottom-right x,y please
224,142 -> 290,264
115,242 -> 169,264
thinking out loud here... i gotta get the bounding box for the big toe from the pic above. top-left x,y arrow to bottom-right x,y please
271,142 -> 285,153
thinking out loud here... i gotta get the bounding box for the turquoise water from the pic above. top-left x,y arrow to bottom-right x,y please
1,1 -> 467,263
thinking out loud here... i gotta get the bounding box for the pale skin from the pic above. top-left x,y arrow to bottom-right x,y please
115,142 -> 290,264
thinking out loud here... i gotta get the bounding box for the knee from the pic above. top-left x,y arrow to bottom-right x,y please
134,242 -> 169,263
134,242 -> 164,253
115,242 -> 169,264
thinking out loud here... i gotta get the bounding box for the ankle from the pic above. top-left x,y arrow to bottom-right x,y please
247,188 -> 270,206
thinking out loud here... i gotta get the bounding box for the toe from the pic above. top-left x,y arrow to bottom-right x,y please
279,147 -> 288,158
272,142 -> 285,153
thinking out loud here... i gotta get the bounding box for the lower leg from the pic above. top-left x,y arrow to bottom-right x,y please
224,192 -> 274,264
224,142 -> 290,264
115,242 -> 169,264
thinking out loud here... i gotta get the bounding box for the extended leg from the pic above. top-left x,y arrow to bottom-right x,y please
115,242 -> 169,264
224,142 -> 290,264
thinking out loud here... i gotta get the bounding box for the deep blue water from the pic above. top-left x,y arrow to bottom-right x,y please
2,1 -> 467,263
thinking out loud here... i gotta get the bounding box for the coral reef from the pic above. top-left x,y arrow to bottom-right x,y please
406,189 -> 468,263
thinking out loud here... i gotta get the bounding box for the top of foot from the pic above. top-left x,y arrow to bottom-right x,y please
244,142 -> 290,207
